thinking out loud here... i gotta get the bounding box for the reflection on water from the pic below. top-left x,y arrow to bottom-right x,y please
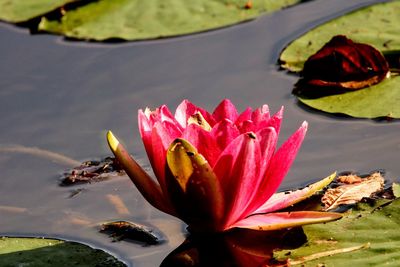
161,228 -> 306,267
0,0 -> 397,266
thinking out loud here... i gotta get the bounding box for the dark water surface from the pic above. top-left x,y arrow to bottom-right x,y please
0,0 -> 398,266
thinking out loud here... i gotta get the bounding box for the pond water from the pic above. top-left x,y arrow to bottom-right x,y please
0,0 -> 398,266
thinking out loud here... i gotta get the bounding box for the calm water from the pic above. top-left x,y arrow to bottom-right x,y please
0,0 -> 398,266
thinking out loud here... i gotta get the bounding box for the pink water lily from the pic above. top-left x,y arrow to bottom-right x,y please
107,99 -> 341,232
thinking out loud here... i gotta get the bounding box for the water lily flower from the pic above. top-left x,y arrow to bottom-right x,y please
107,99 -> 341,233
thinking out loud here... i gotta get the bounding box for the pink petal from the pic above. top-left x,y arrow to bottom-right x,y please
254,172 -> 336,214
138,109 -> 154,162
247,121 -> 308,213
212,99 -> 239,123
213,133 -> 262,228
160,105 -> 184,131
235,107 -> 252,126
265,107 -> 284,135
237,120 -> 254,133
175,100 -> 215,128
251,104 -> 270,125
227,211 -> 342,231
150,122 -> 180,194
211,119 -> 240,152
238,127 -> 278,217
182,124 -> 221,167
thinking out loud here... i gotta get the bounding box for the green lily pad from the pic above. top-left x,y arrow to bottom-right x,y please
298,76 -> 400,119
0,0 -> 76,23
393,183 -> 400,198
0,237 -> 126,266
274,198 -> 400,266
280,1 -> 400,72
0,0 -> 302,41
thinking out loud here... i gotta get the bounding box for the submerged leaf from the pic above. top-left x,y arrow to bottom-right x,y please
100,221 -> 164,245
322,172 -> 384,211
60,157 -> 124,186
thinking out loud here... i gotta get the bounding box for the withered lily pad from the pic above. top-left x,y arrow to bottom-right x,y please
279,1 -> 400,119
1,0 -> 303,41
100,220 -> 165,245
60,157 -> 124,186
297,35 -> 389,93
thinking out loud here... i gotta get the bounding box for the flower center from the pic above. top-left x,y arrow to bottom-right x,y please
187,111 -> 212,131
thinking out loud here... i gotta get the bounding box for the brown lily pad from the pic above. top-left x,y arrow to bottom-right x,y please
294,35 -> 390,97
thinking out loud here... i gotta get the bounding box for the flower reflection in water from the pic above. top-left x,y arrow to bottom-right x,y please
161,228 -> 307,267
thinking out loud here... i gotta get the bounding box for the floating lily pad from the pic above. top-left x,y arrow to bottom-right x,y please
393,183 -> 400,198
279,1 -> 400,119
280,1 -> 400,72
0,0 -> 75,23
0,0 -> 302,41
0,237 -> 126,266
274,198 -> 400,266
298,76 -> 400,119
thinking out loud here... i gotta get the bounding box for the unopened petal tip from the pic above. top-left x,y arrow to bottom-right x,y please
107,131 -> 119,152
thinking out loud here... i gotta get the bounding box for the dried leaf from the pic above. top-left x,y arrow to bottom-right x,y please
336,174 -> 363,184
289,243 -> 370,266
60,157 -> 124,186
322,172 -> 384,211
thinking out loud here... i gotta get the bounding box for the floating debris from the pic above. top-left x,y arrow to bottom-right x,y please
100,221 -> 164,246
322,172 -> 385,211
60,157 -> 124,186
